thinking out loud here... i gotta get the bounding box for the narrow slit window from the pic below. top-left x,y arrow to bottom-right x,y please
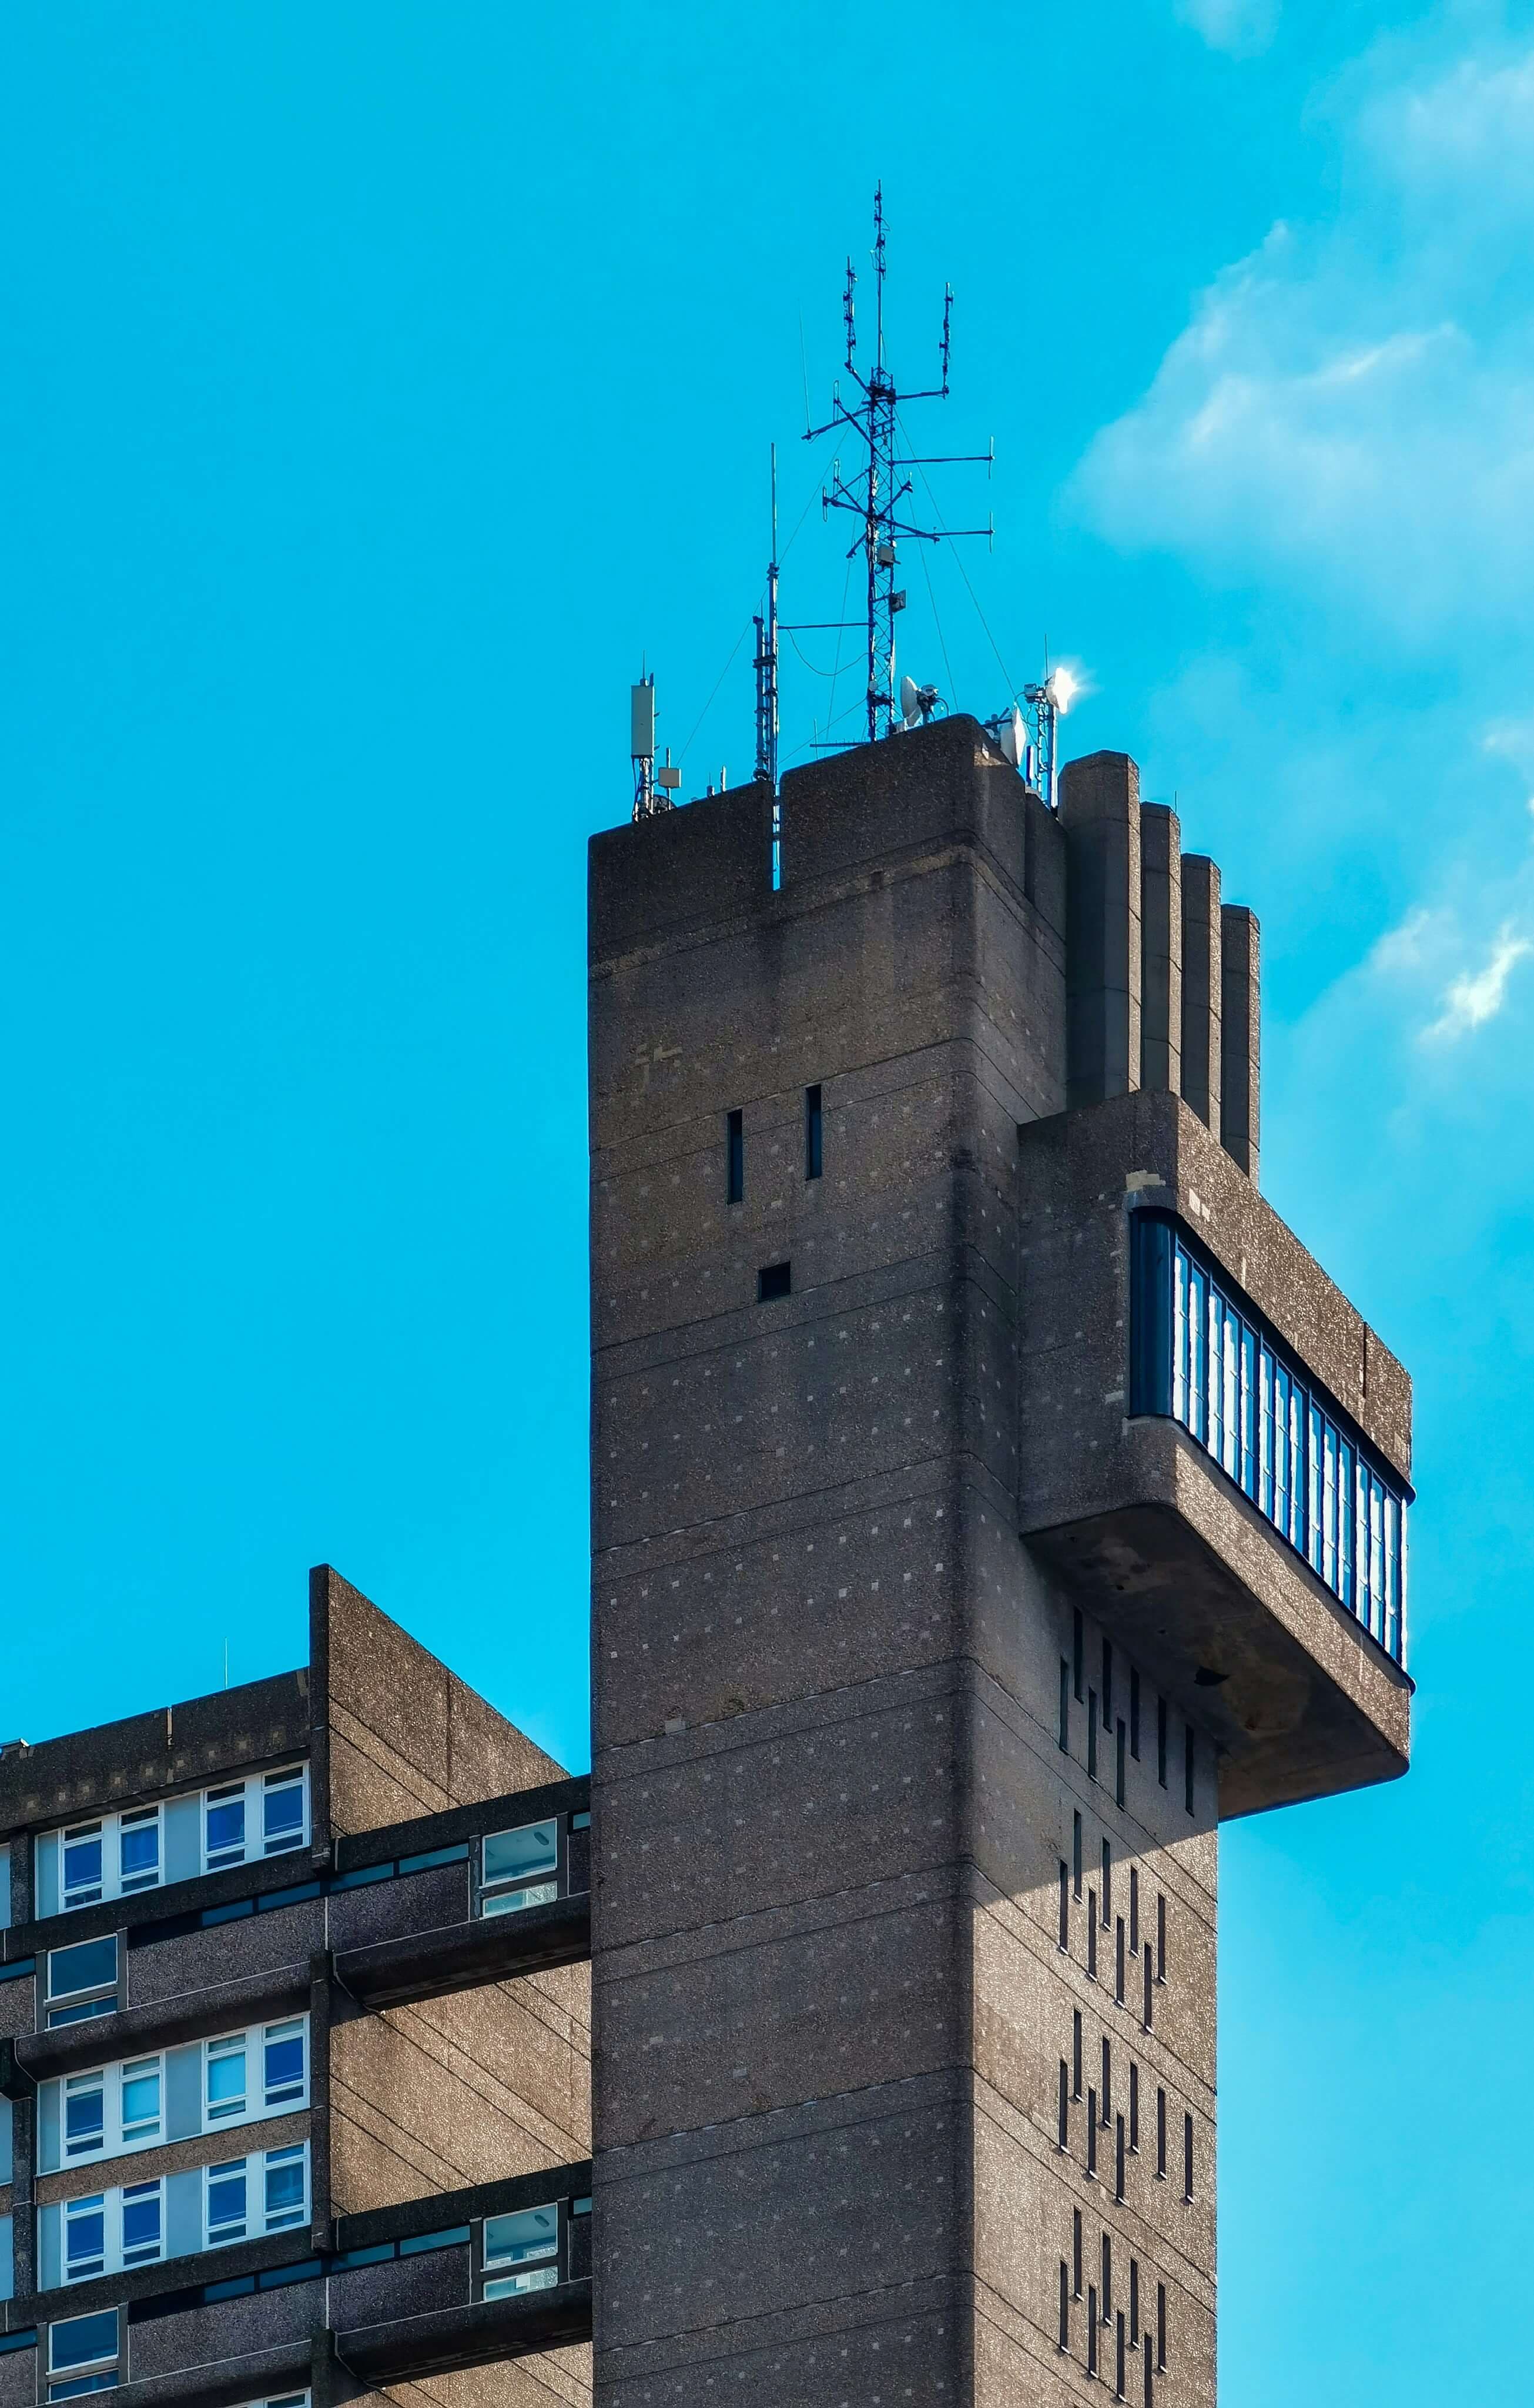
1073,1811 -> 1083,1899
1101,2037 -> 1111,2122
1157,1894 -> 1167,1985
1087,1897 -> 1098,1981
758,1260 -> 791,1303
1101,2233 -> 1112,2317
1073,1608 -> 1084,1703
1130,2256 -> 1140,2343
1183,2113 -> 1194,2202
726,1109 -> 744,1205
1115,1917 -> 1126,2004
1143,1943 -> 1154,2031
1057,2060 -> 1070,2150
1073,2008 -> 1083,2099
804,1085 -> 823,1180
1116,1721 -> 1127,1808
1144,2332 -> 1154,2400
1101,1840 -> 1112,1925
1087,1697 -> 1099,1782
1130,1867 -> 1140,1955
1129,2062 -> 1140,2153
1059,1660 -> 1071,1753
1130,1665 -> 1141,1760
1157,2282 -> 1167,2371
1157,1697 -> 1168,1788
1116,2310 -> 1127,2399
1087,2289 -> 1099,2377
1155,2088 -> 1167,2180
1058,1860 -> 1070,1950
1102,1640 -> 1113,1731
1073,2207 -> 1083,2297
1059,2260 -> 1071,2351
1086,2093 -> 1098,2179
1184,1725 -> 1196,1817
1115,2114 -> 1126,2205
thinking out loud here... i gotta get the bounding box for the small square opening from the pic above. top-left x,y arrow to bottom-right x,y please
758,1262 -> 791,1303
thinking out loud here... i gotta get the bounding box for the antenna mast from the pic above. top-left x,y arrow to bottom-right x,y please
805,185 -> 990,744
753,447 -> 780,790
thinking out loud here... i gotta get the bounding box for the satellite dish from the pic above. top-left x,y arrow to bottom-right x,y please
999,705 -> 1026,768
899,675 -> 942,730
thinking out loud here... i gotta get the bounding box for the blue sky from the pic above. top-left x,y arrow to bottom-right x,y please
3,2 -> 1531,2394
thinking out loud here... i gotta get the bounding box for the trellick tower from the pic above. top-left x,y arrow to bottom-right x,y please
585,722 -> 1412,2403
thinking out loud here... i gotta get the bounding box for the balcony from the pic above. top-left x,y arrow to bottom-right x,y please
1017,1090 -> 1413,1818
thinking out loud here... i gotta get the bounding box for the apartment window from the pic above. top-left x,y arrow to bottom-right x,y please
1057,1861 -> 1069,1950
1157,1698 -> 1168,1788
203,2018 -> 309,2129
1073,1812 -> 1083,1899
264,2021 -> 306,2106
726,1109 -> 744,1205
1183,2113 -> 1195,2203
483,2203 -> 560,2299
64,2180 -> 162,2283
1059,1660 -> 1071,1753
206,2034 -> 249,2123
1087,1695 -> 1098,1782
1130,1666 -> 1141,1760
49,2056 -> 163,2168
1156,2089 -> 1167,2180
63,2074 -> 105,2159
46,2310 -> 119,2401
1116,1722 -> 1127,1809
46,1938 -> 118,2029
1102,1640 -> 1113,1731
805,1085 -> 823,1180
1073,1609 -> 1084,1704
1057,2061 -> 1069,2150
204,1768 -> 309,1874
1129,2062 -> 1140,2152
205,2144 -> 309,2247
481,1820 -> 558,1917
1184,1726 -> 1196,1818
55,1807 -> 160,1914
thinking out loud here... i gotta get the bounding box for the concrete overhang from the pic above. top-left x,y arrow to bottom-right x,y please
1017,1089 -> 1413,1820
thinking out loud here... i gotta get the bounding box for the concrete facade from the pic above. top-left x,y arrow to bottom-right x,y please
587,716 -> 1411,2404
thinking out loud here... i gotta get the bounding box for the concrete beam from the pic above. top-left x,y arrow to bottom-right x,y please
1060,751 -> 1142,1109
1180,855 -> 1222,1138
1221,904 -> 1260,1183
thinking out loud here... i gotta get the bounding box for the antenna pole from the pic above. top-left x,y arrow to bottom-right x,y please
754,446 -> 780,791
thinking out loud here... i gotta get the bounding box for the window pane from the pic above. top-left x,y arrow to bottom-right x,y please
65,2080 -> 106,2156
483,1822 -> 558,1887
206,2042 -> 247,2117
120,2063 -> 161,2136
66,2198 -> 106,2276
263,2147 -> 307,2226
262,1776 -> 305,1852
118,1815 -> 159,1891
49,2312 -> 119,2373
205,1790 -> 246,1861
120,2184 -> 162,2263
484,2205 -> 559,2267
206,2162 -> 248,2238
62,1828 -> 104,1901
49,1938 -> 117,2001
263,2025 -> 306,2102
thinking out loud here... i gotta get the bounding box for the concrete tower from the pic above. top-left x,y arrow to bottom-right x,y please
587,720 -> 1412,2403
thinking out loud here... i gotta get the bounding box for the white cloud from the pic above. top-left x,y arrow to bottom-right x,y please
1074,36 -> 1534,644
1174,0 -> 1278,57
1424,921 -> 1532,1041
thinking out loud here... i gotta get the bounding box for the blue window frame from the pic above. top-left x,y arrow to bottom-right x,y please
1130,1212 -> 1409,1666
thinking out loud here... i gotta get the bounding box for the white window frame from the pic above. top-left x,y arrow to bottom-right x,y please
202,2142 -> 310,2249
52,2054 -> 166,2168
61,2178 -> 165,2285
202,1767 -> 309,1875
53,1806 -> 163,1914
45,1938 -> 119,2028
201,2017 -> 310,2136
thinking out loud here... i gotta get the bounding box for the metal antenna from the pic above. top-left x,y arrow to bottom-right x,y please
630,673 -> 682,821
753,446 -> 780,791
805,185 -> 991,744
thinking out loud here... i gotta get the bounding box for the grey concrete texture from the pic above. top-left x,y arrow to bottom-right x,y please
1220,904 -> 1260,1182
0,1673 -> 310,1842
377,2347 -> 592,2408
1180,856 -> 1222,1139
1139,803 -> 1183,1098
312,1566 -> 567,1842
1060,751 -> 1143,1111
330,1964 -> 590,2216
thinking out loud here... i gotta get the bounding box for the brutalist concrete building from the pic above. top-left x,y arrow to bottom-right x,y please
2,717 -> 1412,2408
